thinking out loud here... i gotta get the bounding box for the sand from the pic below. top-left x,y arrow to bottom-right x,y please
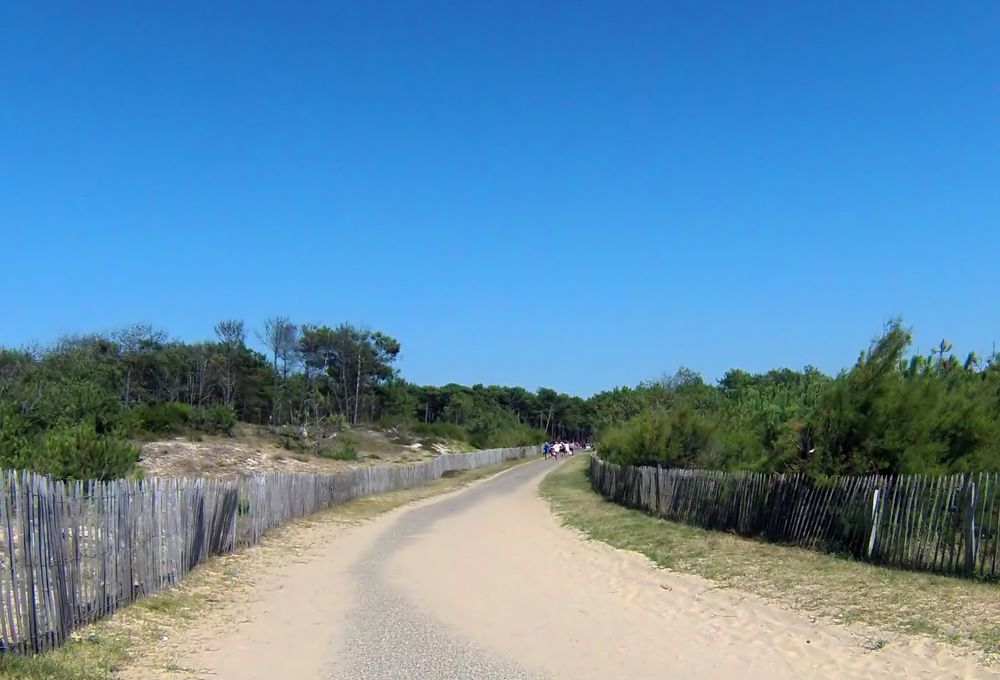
124,460 -> 991,679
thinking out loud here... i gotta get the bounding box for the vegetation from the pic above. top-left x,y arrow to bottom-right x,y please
541,456 -> 1000,658
596,321 -> 1000,476
3,315 -> 997,480
0,318 -> 579,479
317,437 -> 359,461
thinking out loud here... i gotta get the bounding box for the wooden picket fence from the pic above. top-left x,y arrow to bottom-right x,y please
589,456 -> 1000,580
0,446 -> 537,654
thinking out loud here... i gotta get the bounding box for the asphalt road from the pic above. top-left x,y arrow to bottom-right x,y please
331,461 -> 549,679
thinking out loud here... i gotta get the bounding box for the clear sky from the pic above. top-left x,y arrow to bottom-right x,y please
1,1 -> 998,396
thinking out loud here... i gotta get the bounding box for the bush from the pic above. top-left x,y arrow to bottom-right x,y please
276,432 -> 306,451
127,401 -> 237,437
194,403 -> 237,435
130,401 -> 195,434
599,406 -> 715,468
37,423 -> 139,480
470,422 -> 546,449
410,420 -> 470,442
317,437 -> 359,461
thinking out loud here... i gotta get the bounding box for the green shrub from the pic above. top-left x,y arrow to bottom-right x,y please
410,421 -> 470,442
130,401 -> 195,434
194,403 -> 237,435
599,406 -> 715,468
0,405 -> 38,471
471,423 -> 546,449
37,423 -> 139,480
276,431 -> 307,451
317,437 -> 359,461
1,406 -> 138,480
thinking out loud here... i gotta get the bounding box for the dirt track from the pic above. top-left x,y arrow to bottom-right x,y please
135,459 -> 987,679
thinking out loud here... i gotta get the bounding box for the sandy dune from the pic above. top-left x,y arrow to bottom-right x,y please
128,460 -> 990,679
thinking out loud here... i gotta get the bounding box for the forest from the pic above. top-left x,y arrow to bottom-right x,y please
1,317 -> 998,480
0,317 -> 587,479
598,321 -> 1000,477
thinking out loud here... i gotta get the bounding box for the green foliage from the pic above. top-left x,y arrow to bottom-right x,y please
600,406 -> 716,468
4,315 -> 997,480
29,423 -> 138,480
193,403 -> 237,435
0,384 -> 137,479
599,321 -> 1000,476
0,320 -> 559,480
298,323 -> 401,426
404,414 -> 545,450
0,404 -> 38,471
317,437 -> 359,461
410,420 -> 469,441
130,401 -> 195,434
128,401 -> 236,437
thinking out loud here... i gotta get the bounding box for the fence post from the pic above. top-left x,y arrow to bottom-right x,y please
964,480 -> 978,574
866,488 -> 881,560
654,465 -> 661,516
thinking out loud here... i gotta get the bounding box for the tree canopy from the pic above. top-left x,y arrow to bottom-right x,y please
598,321 -> 1000,477
0,320 -> 580,478
2,318 -> 997,480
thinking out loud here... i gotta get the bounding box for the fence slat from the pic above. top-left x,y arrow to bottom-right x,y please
589,457 -> 1000,583
0,446 -> 537,653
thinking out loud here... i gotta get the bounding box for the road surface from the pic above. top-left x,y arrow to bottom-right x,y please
166,459 -> 981,679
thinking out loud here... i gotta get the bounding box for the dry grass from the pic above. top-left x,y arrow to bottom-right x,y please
540,455 -> 1000,662
136,425 -> 470,478
0,457 -> 531,679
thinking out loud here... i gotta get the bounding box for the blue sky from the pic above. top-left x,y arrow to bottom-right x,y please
1,1 -> 998,396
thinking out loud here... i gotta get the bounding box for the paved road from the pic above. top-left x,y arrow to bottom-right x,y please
169,458 -> 981,680
331,461 -> 547,679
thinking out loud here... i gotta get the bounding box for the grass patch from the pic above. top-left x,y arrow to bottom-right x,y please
3,456 -> 533,678
135,593 -> 197,618
0,629 -> 130,680
540,456 -> 1000,660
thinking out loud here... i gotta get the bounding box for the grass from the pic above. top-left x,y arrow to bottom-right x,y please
0,630 -> 130,680
0,456 -> 532,679
540,455 -> 1000,661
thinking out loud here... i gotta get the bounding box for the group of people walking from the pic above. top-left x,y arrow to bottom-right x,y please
542,441 -> 580,459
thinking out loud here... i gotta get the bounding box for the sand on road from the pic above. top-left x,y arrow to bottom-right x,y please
130,459 -> 988,679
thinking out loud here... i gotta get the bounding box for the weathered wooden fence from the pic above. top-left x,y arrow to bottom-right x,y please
0,446 -> 537,653
590,456 -> 1000,580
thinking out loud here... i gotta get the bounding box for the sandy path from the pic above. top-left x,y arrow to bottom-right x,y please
142,459 -> 990,679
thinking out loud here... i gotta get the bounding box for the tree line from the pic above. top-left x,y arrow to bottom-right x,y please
597,321 -> 1000,477
0,317 -> 587,479
4,316 -> 995,481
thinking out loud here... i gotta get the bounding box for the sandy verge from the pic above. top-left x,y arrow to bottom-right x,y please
389,463 -> 987,679
122,461 -> 991,679
118,513 -> 361,679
